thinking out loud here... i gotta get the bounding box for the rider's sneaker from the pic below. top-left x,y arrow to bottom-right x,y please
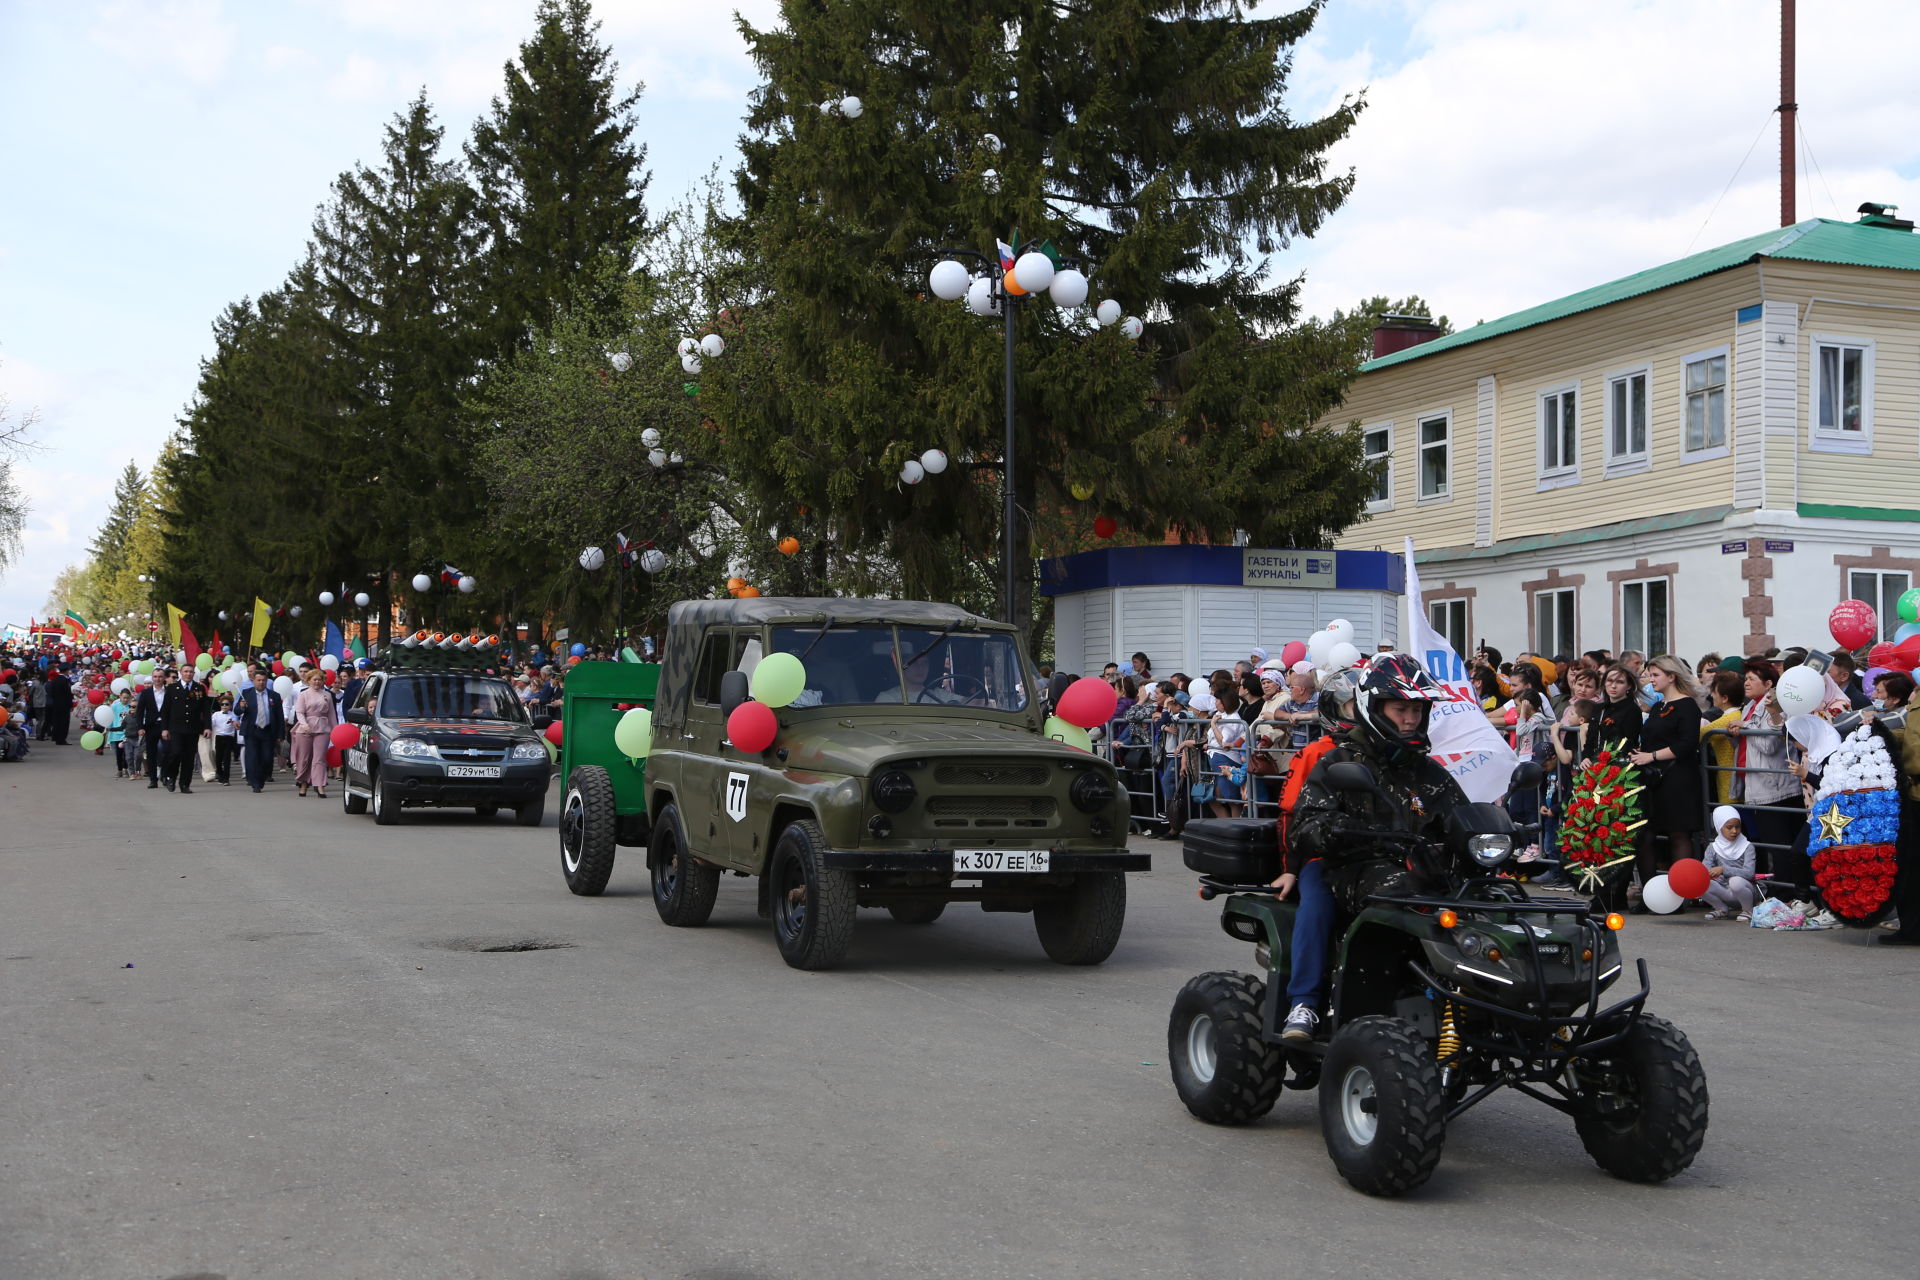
1280,1003 -> 1320,1043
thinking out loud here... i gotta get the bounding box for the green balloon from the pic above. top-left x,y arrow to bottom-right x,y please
1900,588 -> 1920,624
80,730 -> 105,751
220,655 -> 234,668
613,706 -> 654,759
1043,715 -> 1093,752
134,659 -> 154,675
194,653 -> 214,670
283,651 -> 300,667
750,652 -> 807,708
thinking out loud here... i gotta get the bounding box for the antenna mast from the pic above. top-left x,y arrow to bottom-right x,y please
1779,0 -> 1796,227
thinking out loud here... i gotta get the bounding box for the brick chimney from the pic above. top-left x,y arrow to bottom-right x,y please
1371,313 -> 1443,360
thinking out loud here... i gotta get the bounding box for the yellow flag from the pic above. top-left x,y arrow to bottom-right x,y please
249,597 -> 272,650
166,603 -> 185,647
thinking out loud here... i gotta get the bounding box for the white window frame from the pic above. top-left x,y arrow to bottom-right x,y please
1535,381 -> 1580,490
1679,345 -> 1730,462
1362,422 -> 1393,513
1619,576 -> 1672,658
1417,410 -> 1452,502
1533,587 -> 1576,658
1809,333 -> 1874,455
1603,363 -> 1653,476
1428,598 -> 1468,657
1849,570 -> 1911,644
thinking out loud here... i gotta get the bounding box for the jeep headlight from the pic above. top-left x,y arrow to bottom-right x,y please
1468,833 -> 1512,867
389,737 -> 436,759
1070,770 -> 1116,814
872,769 -> 916,813
510,742 -> 548,760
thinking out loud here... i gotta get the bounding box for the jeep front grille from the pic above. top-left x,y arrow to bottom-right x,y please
933,763 -> 1050,789
926,796 -> 1058,828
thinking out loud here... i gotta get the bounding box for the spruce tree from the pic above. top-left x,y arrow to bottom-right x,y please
86,463 -> 147,582
709,0 -> 1373,626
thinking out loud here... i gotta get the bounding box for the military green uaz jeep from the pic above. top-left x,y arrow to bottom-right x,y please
635,597 -> 1146,970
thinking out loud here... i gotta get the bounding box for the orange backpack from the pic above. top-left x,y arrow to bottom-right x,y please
1278,734 -> 1341,852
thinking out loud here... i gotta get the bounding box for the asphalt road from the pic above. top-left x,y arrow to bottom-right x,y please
4,743 -> 1916,1280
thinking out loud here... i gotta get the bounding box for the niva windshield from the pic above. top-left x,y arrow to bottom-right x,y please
769,625 -> 1029,711
380,675 -> 527,722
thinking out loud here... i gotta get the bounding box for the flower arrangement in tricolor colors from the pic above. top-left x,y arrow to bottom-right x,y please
1556,741 -> 1645,889
1807,726 -> 1901,925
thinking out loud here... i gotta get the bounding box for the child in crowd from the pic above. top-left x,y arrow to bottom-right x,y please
211,694 -> 237,786
1507,692 -> 1554,829
1701,804 -> 1759,920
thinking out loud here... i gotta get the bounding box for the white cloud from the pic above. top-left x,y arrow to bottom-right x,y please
90,0 -> 238,86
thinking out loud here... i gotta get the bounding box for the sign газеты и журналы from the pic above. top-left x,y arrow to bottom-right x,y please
1242,550 -> 1338,588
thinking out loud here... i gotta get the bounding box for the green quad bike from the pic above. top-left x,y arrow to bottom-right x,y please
1168,760 -> 1708,1197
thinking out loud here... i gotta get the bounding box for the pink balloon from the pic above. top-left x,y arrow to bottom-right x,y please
1280,641 -> 1307,667
728,701 -> 779,753
329,723 -> 359,751
1054,676 -> 1118,730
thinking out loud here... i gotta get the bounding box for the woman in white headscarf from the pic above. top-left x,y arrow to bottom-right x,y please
1701,804 -> 1759,919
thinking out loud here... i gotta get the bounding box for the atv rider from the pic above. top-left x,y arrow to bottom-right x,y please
1268,653 -> 1468,1043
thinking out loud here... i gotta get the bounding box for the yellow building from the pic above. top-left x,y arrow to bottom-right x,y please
1321,208 -> 1920,662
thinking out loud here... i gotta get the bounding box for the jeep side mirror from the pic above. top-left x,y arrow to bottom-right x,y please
345,707 -> 371,726
719,670 -> 749,717
1326,761 -> 1378,793
1508,760 -> 1544,792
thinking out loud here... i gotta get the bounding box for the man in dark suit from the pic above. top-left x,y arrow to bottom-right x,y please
154,667 -> 207,793
43,666 -> 73,745
232,670 -> 285,793
132,668 -> 176,788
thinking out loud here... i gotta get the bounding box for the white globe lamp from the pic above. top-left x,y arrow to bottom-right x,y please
929,260 -> 970,301
1095,299 -> 1123,327
412,573 -> 432,592
699,333 -> 725,359
920,449 -> 948,475
580,546 -> 606,571
1012,252 -> 1056,293
966,277 -> 999,317
1048,268 -> 1089,308
457,575 -> 477,595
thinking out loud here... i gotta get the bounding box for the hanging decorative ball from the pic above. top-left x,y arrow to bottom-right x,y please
668,452 -> 684,464
929,260 -> 970,301
640,549 -> 668,575
982,132 -> 1001,152
354,592 -> 370,608
1012,252 -> 1056,294
839,95 -> 863,118
318,591 -> 335,606
641,427 -> 662,448
1121,316 -> 1144,340
412,573 -> 432,592
457,575 -> 477,594
289,605 -> 303,617
900,459 -> 926,485
678,337 -> 698,356
737,586 -> 762,598
1048,269 -> 1089,308
966,277 -> 999,317
778,536 -> 801,556
580,546 -> 606,571
920,448 -> 948,475
217,610 -> 228,621
680,353 -> 703,374
1070,482 -> 1094,501
699,333 -> 726,359
1095,299 -> 1123,327
980,168 -> 1000,193
1093,516 -> 1118,539
609,351 -> 632,372
648,449 -> 668,468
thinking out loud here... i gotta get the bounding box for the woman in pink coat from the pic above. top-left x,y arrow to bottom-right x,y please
288,666 -> 338,798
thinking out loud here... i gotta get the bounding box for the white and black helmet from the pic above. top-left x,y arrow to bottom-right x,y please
1351,653 -> 1448,758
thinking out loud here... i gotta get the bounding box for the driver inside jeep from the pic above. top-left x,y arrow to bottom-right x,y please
1268,654 -> 1467,1043
874,651 -> 971,704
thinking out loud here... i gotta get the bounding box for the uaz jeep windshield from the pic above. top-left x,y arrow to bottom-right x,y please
770,624 -> 1029,710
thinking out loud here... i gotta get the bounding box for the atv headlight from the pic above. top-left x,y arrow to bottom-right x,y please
389,737 -> 436,758
1468,833 -> 1512,867
1070,769 -> 1116,813
872,768 -> 916,813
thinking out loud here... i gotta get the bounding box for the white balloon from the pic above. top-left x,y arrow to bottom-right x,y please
608,351 -> 632,372
318,591 -> 335,606
1306,630 -> 1335,668
320,654 -> 340,672
111,677 -> 129,694
1095,299 -> 1123,327
1120,316 -> 1144,340
1641,874 -> 1684,914
457,575 -> 477,594
274,675 -> 296,701
681,353 -> 703,374
640,549 -> 668,575
134,673 -> 150,686
1048,268 -> 1089,308
354,592 -> 369,608
176,649 -> 188,665
292,656 -> 309,671
579,546 -> 606,571
648,449 -> 668,468
1012,251 -> 1055,293
920,448 -> 948,475
966,276 -> 999,317
1327,618 -> 1357,647
222,668 -> 244,692
677,337 -> 698,356
900,459 -> 925,485
412,573 -> 432,592
94,706 -> 112,727
839,95 -> 863,118
641,428 -> 662,448
289,606 -> 302,617
1776,665 -> 1825,716
929,259 -> 970,301
1328,641 -> 1363,671
699,333 -> 725,358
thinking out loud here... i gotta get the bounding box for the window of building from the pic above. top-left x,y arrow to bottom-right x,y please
1811,335 -> 1873,454
1537,384 -> 1578,487
1363,424 -> 1392,510
1534,588 -> 1575,658
1428,598 -> 1468,657
1849,570 -> 1911,643
1418,413 -> 1450,500
1620,578 -> 1670,658
1682,347 -> 1728,459
1605,366 -> 1650,472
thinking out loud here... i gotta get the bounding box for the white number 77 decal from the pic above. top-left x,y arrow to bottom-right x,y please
725,771 -> 749,823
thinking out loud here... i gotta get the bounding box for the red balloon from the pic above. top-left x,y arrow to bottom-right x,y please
727,700 -> 779,753
87,688 -> 108,705
543,720 -> 564,746
1869,642 -> 1896,669
1889,636 -> 1920,673
1829,599 -> 1878,651
1281,640 -> 1308,667
1668,857 -> 1711,900
1054,675 -> 1119,730
326,745 -> 344,769
1093,515 -> 1118,539
329,723 -> 359,751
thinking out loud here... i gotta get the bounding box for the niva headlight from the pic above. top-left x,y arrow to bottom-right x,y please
389,737 -> 436,759
1468,833 -> 1512,867
510,741 -> 549,760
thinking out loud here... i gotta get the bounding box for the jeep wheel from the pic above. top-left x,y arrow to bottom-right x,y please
1168,971 -> 1285,1125
770,819 -> 856,970
1573,1014 -> 1709,1184
649,802 -> 718,927
1319,1016 -> 1446,1197
559,766 -> 618,896
371,768 -> 399,825
1033,871 -> 1126,965
887,901 -> 946,925
514,794 -> 545,827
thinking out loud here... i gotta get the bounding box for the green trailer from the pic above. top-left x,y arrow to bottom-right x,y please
557,659 -> 660,894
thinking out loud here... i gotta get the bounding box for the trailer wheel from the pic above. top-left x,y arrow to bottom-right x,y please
559,767 -> 618,896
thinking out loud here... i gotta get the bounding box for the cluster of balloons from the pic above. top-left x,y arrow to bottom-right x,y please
725,577 -> 763,599
1640,858 -> 1713,914
1042,676 -> 1118,752
898,448 -> 949,486
411,572 -> 477,594
1301,620 -> 1364,674
678,333 -> 725,375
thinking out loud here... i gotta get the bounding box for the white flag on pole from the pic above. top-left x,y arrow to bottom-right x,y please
1403,538 -> 1519,803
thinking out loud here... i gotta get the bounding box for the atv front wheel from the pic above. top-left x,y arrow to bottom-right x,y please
1168,972 -> 1285,1125
1573,1014 -> 1709,1183
1319,1016 -> 1446,1196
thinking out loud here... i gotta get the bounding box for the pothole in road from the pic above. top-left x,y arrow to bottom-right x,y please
427,938 -> 577,953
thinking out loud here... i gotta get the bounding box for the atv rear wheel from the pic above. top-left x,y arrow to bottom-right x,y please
1168,971 -> 1285,1125
1573,1014 -> 1709,1183
1319,1016 -> 1446,1197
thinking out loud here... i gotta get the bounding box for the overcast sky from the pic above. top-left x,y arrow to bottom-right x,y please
3,0 -> 1916,628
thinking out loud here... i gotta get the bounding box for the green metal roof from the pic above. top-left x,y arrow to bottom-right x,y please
1361,217 -> 1920,373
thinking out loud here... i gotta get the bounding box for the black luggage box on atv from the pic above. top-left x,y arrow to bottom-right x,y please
1181,818 -> 1279,883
